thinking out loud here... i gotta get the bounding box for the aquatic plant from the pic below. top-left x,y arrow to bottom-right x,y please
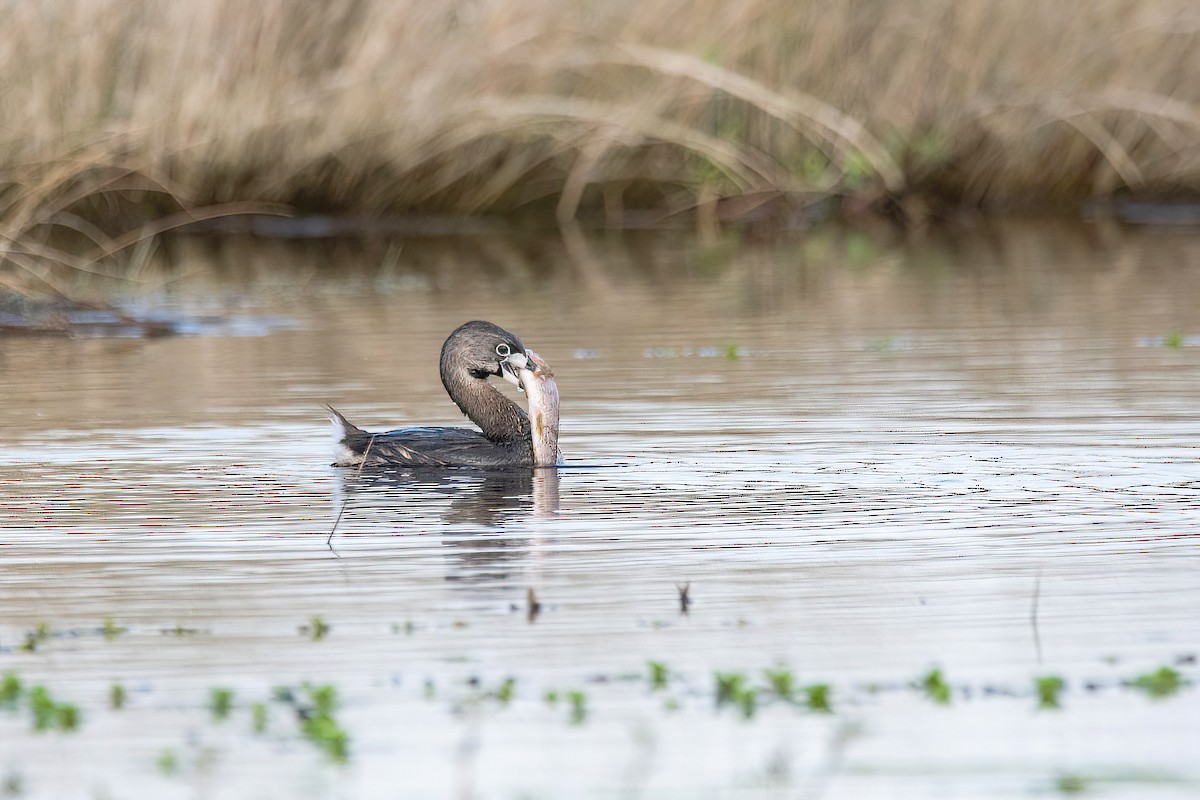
251,702 -> 268,733
1035,676 -> 1066,710
714,672 -> 757,719
802,683 -> 832,713
648,661 -> 670,690
302,713 -> 350,763
764,668 -> 794,700
1055,774 -> 1088,794
302,616 -> 330,641
156,749 -> 178,776
715,672 -> 747,704
493,678 -> 516,706
303,683 -> 339,717
919,669 -> 952,705
101,618 -> 127,640
28,686 -> 78,732
209,688 -> 234,721
567,690 -> 588,725
0,673 -> 21,707
1130,666 -> 1185,699
109,684 -> 126,710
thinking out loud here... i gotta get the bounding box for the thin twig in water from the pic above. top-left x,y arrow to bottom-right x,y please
676,582 -> 691,614
327,433 -> 376,547
527,588 -> 541,623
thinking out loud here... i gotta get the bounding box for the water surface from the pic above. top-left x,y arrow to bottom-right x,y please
1,222 -> 1198,799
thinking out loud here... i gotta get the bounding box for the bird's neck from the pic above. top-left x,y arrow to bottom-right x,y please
442,367 -> 529,442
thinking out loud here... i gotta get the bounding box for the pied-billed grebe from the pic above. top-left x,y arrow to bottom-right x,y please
328,320 -> 562,468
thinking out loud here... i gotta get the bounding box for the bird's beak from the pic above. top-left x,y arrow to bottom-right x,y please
500,351 -> 529,389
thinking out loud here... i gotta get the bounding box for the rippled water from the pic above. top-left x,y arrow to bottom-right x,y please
1,222 -> 1198,799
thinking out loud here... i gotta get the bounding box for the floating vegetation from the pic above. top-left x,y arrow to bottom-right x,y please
163,625 -> 201,636
803,683 -> 832,713
209,688 -> 234,721
19,624 -> 50,653
648,661 -> 669,691
1130,666 -> 1184,699
300,616 -> 330,641
1163,331 -> 1184,349
764,668 -> 794,701
302,713 -> 349,763
29,686 -> 79,732
251,702 -> 267,733
1055,774 -> 1088,794
1036,676 -> 1066,710
101,618 -> 127,640
1,676 -> 78,731
299,683 -> 348,762
493,678 -> 515,706
715,672 -> 757,719
919,668 -> 952,705
715,672 -> 747,704
567,690 -> 588,725
156,749 -> 178,776
109,683 -> 126,710
0,673 -> 21,706
544,690 -> 559,705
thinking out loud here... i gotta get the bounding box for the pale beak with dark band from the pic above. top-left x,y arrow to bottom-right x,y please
501,351 -> 530,390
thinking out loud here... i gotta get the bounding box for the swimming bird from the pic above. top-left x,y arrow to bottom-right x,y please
328,320 -> 561,468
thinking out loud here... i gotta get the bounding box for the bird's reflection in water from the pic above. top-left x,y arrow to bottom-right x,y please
332,467 -> 559,583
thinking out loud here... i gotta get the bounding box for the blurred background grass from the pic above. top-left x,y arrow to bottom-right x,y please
2,0 -> 1199,297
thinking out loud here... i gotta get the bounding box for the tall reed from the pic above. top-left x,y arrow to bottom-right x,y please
2,0 -> 1198,295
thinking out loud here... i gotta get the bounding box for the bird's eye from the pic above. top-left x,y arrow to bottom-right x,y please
495,343 -> 511,357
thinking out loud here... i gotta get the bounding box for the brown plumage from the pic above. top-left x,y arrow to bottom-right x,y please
329,321 -> 560,468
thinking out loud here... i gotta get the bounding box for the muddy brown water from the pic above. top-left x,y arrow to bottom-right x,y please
1,222 -> 1198,799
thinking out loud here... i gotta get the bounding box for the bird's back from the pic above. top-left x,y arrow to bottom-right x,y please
328,407 -> 532,468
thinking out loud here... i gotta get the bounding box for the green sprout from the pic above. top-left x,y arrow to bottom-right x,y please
303,616 -> 330,641
27,686 -> 77,732
0,674 -> 21,707
567,690 -> 588,725
1055,774 -> 1088,794
109,683 -> 126,710
209,688 -> 234,721
764,668 -> 794,700
715,672 -> 748,705
714,672 -> 756,719
494,678 -> 515,706
302,713 -> 349,763
648,661 -> 669,691
1130,666 -> 1184,699
102,618 -> 127,640
156,749 -> 179,776
303,683 -> 338,716
919,668 -> 952,705
803,683 -> 832,713
1035,676 -> 1065,709
251,702 -> 267,733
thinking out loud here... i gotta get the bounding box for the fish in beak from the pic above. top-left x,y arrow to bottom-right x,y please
515,349 -> 561,467
500,350 -> 531,390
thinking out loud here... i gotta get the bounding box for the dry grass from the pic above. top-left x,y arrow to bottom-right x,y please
2,0 -> 1200,295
